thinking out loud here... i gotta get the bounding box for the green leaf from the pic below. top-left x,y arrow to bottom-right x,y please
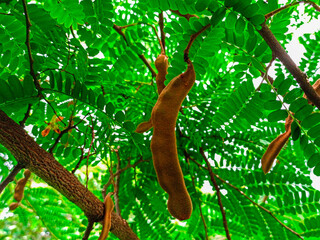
264,100 -> 282,110
97,94 -> 105,110
301,113 -> 320,129
242,3 -> 260,18
283,88 -> 302,104
23,75 -> 36,96
289,97 -> 308,113
123,121 -> 135,132
65,76 -> 72,95
225,12 -> 237,29
106,102 -> 115,116
249,14 -> 265,26
308,124 -> 320,139
294,105 -> 313,121
0,80 -> 13,101
195,0 -> 209,12
235,17 -> 246,34
307,153 -> 320,168
115,111 -> 125,123
267,109 -> 287,122
88,89 -> 96,106
314,162 -> 320,176
291,120 -> 301,141
8,75 -> 24,98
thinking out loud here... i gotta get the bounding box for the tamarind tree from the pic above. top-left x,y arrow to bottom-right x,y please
1,0 -> 320,239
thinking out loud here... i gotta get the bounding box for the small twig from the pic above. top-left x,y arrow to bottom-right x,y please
82,219 -> 95,240
114,148 -> 121,217
21,0 -> 41,92
103,158 -> 148,192
170,9 -> 199,21
19,104 -> 32,128
200,148 -> 231,240
265,2 -> 299,19
86,116 -> 95,188
48,124 -> 76,154
0,164 -> 23,194
184,24 -> 211,62
265,1 -> 320,19
159,12 -> 166,54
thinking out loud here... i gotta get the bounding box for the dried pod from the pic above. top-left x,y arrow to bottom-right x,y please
261,115 -> 293,174
98,193 -> 114,240
9,202 -> 19,211
150,61 -> 195,220
14,177 -> 28,202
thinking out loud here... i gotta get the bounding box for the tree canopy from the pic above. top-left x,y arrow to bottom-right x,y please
1,0 -> 320,239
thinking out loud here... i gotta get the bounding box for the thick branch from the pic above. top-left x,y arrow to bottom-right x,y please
199,148 -> 231,240
170,9 -> 199,21
0,110 -> 138,240
258,22 -> 320,110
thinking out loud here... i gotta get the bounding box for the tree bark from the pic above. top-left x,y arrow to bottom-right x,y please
0,109 -> 138,240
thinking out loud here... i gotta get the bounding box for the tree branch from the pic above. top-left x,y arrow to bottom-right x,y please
19,104 -> 32,128
199,148 -> 231,240
0,164 -> 23,194
0,110 -> 139,240
82,219 -> 95,240
265,1 -> 320,19
258,22 -> 320,111
159,12 -> 166,54
114,148 -> 122,217
113,24 -> 157,78
170,9 -> 199,21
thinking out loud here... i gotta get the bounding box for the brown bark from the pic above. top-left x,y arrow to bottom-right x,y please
258,22 -> 320,111
0,110 -> 138,240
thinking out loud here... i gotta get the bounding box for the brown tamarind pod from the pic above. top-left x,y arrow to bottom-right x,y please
9,202 -> 19,211
155,53 -> 169,95
261,115 -> 293,174
150,60 -> 195,220
13,170 -> 31,202
98,193 -> 114,240
135,54 -> 169,133
24,169 -> 31,179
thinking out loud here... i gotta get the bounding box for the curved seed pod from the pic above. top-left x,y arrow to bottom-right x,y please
13,169 -> 31,202
98,193 -> 114,240
261,115 -> 293,174
150,61 -> 195,220
24,169 -> 31,179
14,178 -> 28,202
9,202 -> 19,211
135,54 -> 169,133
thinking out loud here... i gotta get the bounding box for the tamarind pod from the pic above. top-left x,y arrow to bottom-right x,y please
24,169 -> 31,179
98,193 -> 114,240
14,178 -> 28,202
150,61 -> 195,220
135,119 -> 153,133
9,202 -> 19,211
155,53 -> 169,95
134,54 -> 168,133
261,115 -> 293,174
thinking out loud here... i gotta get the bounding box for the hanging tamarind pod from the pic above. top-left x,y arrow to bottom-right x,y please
13,169 -> 31,202
150,59 -> 195,220
261,79 -> 320,173
98,193 -> 114,240
261,115 -> 293,174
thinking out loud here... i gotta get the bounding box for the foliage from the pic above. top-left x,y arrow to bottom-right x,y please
1,0 -> 320,239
